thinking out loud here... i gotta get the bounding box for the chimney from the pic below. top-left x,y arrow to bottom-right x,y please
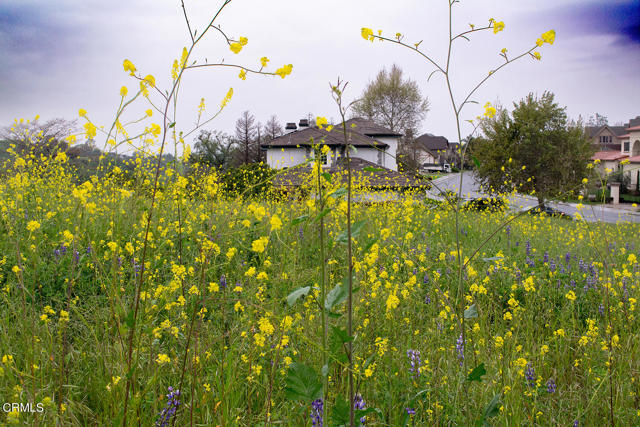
285,122 -> 297,134
299,119 -> 309,129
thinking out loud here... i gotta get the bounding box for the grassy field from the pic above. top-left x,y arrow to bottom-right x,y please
0,155 -> 639,426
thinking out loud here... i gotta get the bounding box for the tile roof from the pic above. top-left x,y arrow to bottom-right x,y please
260,126 -> 388,149
585,125 -> 628,138
627,155 -> 640,163
415,133 -> 449,151
342,117 -> 403,137
592,151 -> 628,161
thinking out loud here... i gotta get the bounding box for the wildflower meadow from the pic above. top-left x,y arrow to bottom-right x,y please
1,1 -> 640,426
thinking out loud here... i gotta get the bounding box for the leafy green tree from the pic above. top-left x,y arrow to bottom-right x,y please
352,64 -> 429,169
352,64 -> 429,133
472,92 -> 593,208
192,129 -> 236,170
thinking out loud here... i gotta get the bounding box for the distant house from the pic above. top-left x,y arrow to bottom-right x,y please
261,117 -> 401,171
260,117 -> 426,191
413,133 -> 449,166
586,116 -> 640,151
590,116 -> 640,190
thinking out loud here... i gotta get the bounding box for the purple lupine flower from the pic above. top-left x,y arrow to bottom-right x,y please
73,250 -> 80,263
156,386 -> 180,427
298,226 -> 304,240
574,420 -> 579,427
423,273 -> 430,285
310,398 -> 323,426
456,333 -> 464,366
543,251 -> 549,263
407,349 -> 421,380
406,408 -> 416,415
525,241 -> 532,256
86,244 -> 92,254
549,258 -> 556,272
578,259 -> 587,272
599,304 -> 604,316
505,225 -> 511,236
220,274 -> 227,289
424,294 -> 431,304
353,394 -> 366,425
525,363 -> 536,388
547,379 -> 556,393
565,252 -> 571,264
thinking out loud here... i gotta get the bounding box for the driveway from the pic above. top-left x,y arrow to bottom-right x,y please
426,172 -> 640,224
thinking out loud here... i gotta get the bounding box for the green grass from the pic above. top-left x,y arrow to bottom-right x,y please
0,157 -> 639,426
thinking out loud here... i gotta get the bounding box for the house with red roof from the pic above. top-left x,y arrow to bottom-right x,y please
591,119 -> 640,190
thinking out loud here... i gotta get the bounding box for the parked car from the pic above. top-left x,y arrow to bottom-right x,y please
522,205 -> 572,220
463,197 -> 506,212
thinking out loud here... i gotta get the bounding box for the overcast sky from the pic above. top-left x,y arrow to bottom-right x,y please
1,0 -> 639,145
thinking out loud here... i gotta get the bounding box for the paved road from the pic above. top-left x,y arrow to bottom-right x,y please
426,172 -> 640,224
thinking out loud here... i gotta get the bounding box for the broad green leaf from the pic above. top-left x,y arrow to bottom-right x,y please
464,303 -> 478,319
322,172 -> 332,182
335,219 -> 367,244
291,215 -> 309,226
312,207 -> 332,223
328,187 -> 347,199
284,363 -> 322,402
168,122 -> 176,128
329,326 -> 352,363
467,363 -> 486,382
286,286 -> 311,307
325,282 -> 348,311
363,166 -> 385,172
330,397 -> 349,426
483,394 -> 501,421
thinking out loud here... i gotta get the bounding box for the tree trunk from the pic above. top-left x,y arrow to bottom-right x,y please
537,194 -> 545,211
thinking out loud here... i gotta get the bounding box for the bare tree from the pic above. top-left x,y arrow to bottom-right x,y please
234,111 -> 260,164
263,115 -> 283,141
1,117 -> 77,157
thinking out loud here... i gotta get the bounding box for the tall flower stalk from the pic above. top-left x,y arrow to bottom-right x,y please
332,79 -> 359,427
361,1 -> 556,422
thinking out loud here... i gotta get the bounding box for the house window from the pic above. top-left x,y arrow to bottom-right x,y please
623,141 -> 630,152
599,135 -> 612,144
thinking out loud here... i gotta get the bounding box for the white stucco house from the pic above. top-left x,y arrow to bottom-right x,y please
261,117 -> 401,171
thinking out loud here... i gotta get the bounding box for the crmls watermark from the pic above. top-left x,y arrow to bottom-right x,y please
2,402 -> 45,413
